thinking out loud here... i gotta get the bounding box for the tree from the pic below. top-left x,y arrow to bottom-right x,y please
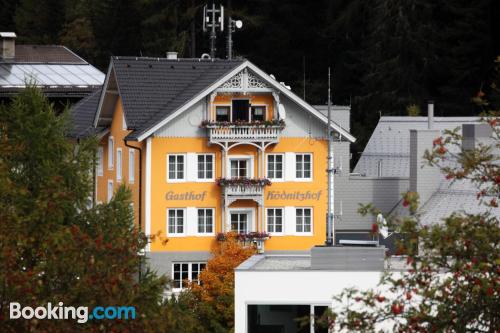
0,86 -> 167,332
322,60 -> 500,332
174,233 -> 255,333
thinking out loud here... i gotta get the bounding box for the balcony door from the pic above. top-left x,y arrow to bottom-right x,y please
232,99 -> 250,122
230,159 -> 249,178
230,211 -> 252,233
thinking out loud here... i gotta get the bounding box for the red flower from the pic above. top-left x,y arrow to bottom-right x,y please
371,223 -> 379,233
405,292 -> 412,300
376,295 -> 385,302
437,146 -> 447,155
402,200 -> 409,207
445,174 -> 454,180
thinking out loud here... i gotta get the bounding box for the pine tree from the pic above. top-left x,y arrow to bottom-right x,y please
0,86 -> 167,332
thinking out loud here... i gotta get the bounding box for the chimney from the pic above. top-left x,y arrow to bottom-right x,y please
462,123 -> 492,151
427,101 -> 434,129
409,127 -> 441,204
166,51 -> 178,60
0,32 -> 16,59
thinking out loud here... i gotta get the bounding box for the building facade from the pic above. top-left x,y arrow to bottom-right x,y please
88,55 -> 355,288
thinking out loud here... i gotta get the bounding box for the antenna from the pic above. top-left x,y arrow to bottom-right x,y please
226,16 -> 243,59
303,56 -> 306,101
203,3 -> 224,58
325,67 -> 334,246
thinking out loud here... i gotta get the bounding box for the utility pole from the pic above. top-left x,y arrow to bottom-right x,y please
325,67 -> 334,246
226,17 -> 242,59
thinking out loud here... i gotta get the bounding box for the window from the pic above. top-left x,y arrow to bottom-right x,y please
231,212 -> 248,233
198,208 -> 214,234
267,208 -> 283,234
107,180 -> 113,202
108,137 -> 114,169
172,262 -> 206,289
116,148 -> 122,182
122,112 -> 127,130
267,154 -> 283,179
215,106 -> 230,122
197,154 -> 214,180
97,147 -> 103,176
232,99 -> 250,121
296,208 -> 312,233
167,209 -> 185,235
296,154 -> 312,179
251,105 -> 266,121
167,154 -> 185,181
230,159 -> 248,178
128,150 -> 135,183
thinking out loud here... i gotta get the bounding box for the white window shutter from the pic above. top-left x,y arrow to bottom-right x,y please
284,206 -> 296,235
186,153 -> 197,181
186,207 -> 197,236
284,153 -> 295,181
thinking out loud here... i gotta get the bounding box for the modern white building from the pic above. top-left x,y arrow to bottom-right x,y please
235,246 -> 407,333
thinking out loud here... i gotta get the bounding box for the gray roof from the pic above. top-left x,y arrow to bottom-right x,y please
68,89 -> 103,139
236,254 -> 409,272
108,57 -> 245,140
0,45 -> 104,97
355,116 -> 500,225
354,117 -> 481,177
314,105 -> 351,132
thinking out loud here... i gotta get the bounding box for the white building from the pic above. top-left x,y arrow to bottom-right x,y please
235,246 -> 407,333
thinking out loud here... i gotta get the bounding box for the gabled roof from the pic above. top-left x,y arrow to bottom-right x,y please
0,45 -> 104,97
102,57 -> 245,140
95,57 -> 356,142
68,88 -> 105,139
8,45 -> 87,64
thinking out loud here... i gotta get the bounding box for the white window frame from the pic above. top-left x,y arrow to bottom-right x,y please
197,208 -> 215,235
122,112 -> 127,130
108,136 -> 114,170
196,153 -> 215,182
266,153 -> 284,181
171,262 -> 206,291
250,104 -> 267,122
128,149 -> 135,184
107,179 -> 113,203
97,147 -> 104,176
214,104 -> 231,122
266,207 -> 284,235
167,154 -> 186,182
295,207 -> 313,235
228,208 -> 255,233
116,148 -> 122,182
227,155 -> 254,178
167,208 -> 186,237
295,153 -> 313,181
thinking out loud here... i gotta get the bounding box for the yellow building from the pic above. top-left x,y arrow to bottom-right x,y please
90,55 -> 355,289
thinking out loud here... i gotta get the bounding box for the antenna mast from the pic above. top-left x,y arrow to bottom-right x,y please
325,67 -> 334,246
203,3 -> 224,58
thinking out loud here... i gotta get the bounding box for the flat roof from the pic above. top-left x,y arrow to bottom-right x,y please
236,254 -> 409,272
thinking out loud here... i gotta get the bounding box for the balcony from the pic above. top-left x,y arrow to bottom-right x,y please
217,178 -> 271,206
202,120 -> 284,145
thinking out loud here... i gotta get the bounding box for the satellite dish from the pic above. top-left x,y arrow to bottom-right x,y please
278,103 -> 286,120
235,20 -> 243,29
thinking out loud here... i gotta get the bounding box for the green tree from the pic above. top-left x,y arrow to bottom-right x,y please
0,86 -> 167,332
